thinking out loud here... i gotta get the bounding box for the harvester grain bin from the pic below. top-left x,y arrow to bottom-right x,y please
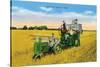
70,19 -> 82,33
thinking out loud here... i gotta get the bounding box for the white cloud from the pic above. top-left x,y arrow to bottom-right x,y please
12,6 -> 96,24
84,11 -> 94,15
12,6 -> 34,15
40,7 -> 53,12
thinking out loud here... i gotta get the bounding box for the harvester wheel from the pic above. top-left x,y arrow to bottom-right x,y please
55,45 -> 62,53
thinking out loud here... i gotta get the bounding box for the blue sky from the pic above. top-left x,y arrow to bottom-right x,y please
11,0 -> 97,30
11,0 -> 96,15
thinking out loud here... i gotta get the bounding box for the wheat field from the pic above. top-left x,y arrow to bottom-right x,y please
11,30 -> 96,66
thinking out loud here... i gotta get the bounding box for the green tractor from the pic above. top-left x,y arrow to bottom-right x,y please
32,34 -> 61,60
60,19 -> 82,48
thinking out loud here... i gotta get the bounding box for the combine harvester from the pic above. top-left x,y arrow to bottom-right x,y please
32,19 -> 83,60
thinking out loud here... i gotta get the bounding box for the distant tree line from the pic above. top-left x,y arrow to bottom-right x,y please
10,25 -> 48,30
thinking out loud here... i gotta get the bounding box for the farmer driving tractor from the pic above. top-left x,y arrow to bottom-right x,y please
60,20 -> 67,35
60,20 -> 70,48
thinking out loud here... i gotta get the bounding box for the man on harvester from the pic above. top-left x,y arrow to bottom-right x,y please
48,33 -> 56,54
70,19 -> 82,46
